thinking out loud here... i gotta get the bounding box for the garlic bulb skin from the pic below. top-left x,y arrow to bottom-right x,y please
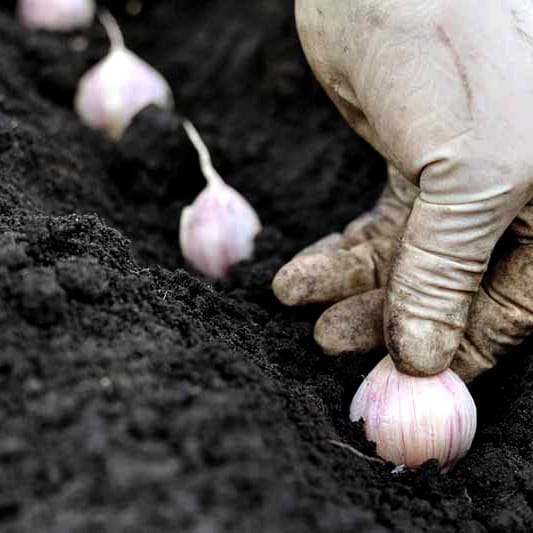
18,0 -> 96,31
350,356 -> 477,471
180,120 -> 261,279
180,179 -> 262,278
74,12 -> 173,141
75,49 -> 173,140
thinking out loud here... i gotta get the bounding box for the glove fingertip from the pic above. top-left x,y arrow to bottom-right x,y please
272,263 -> 308,306
314,313 -> 345,356
315,290 -> 385,356
385,312 -> 457,376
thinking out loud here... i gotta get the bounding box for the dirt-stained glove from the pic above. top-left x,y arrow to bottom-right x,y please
274,1 -> 533,381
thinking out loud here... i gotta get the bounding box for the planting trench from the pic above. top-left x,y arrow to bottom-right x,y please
0,1 -> 532,531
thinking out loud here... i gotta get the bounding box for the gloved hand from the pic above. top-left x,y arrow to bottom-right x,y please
274,0 -> 533,382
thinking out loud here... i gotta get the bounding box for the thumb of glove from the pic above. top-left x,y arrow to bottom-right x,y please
385,159 -> 530,376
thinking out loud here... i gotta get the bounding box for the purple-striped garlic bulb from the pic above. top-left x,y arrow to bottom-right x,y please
74,10 -> 173,141
18,0 -> 96,31
179,120 -> 262,279
350,356 -> 477,471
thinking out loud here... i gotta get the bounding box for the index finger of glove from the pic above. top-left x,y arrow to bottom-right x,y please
452,206 -> 533,382
273,238 -> 394,305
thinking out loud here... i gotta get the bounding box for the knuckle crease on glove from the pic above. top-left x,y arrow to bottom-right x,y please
392,242 -> 485,292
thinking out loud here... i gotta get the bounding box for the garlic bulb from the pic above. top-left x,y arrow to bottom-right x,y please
350,356 -> 477,471
18,0 -> 96,31
74,10 -> 173,141
180,120 -> 262,279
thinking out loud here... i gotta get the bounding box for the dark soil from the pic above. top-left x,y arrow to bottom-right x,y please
0,1 -> 531,531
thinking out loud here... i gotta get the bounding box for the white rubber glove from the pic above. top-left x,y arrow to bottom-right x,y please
274,0 -> 533,379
